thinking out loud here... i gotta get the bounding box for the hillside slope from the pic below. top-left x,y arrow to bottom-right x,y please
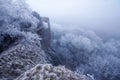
0,0 -> 91,80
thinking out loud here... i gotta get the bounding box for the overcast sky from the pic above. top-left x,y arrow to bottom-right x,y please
27,0 -> 120,39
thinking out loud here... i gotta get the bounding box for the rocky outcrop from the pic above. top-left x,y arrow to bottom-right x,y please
32,11 -> 51,50
15,64 -> 89,80
38,17 -> 51,50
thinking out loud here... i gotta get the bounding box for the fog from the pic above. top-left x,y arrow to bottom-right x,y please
27,0 -> 120,39
26,1 -> 120,80
0,0 -> 119,80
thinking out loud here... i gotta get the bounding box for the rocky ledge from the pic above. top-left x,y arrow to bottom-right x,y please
15,64 -> 90,80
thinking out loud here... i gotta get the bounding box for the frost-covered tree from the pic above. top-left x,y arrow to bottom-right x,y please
51,24 -> 120,80
0,0 -> 43,47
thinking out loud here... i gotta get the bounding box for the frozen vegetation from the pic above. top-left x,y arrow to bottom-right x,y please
16,64 -> 91,80
0,0 -> 120,80
0,0 -> 50,79
51,24 -> 120,80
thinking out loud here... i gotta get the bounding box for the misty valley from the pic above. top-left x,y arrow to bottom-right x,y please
0,0 -> 120,80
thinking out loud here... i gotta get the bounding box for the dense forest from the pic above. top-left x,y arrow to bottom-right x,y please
0,0 -> 120,80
